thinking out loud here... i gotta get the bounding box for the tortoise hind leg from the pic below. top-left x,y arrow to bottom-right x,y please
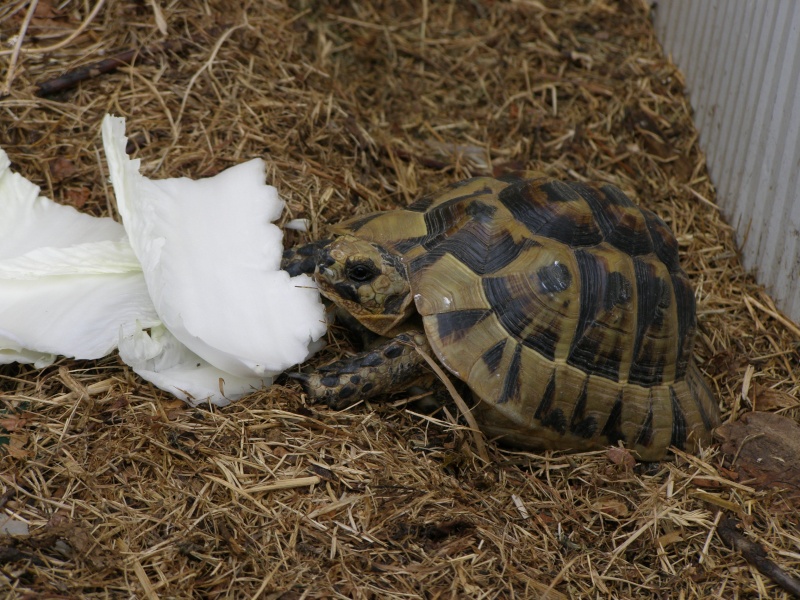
290,331 -> 432,409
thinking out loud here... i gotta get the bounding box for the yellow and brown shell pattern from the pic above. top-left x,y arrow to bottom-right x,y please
332,175 -> 719,460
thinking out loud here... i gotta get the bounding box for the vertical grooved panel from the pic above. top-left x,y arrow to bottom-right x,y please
705,7 -> 737,157
655,0 -> 800,326
715,4 -> 759,195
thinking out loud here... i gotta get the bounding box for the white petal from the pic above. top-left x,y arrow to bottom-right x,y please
0,345 -> 55,369
0,240 -> 141,279
0,148 -> 160,363
284,218 -> 310,232
102,115 -> 327,379
118,324 -> 270,406
0,272 -> 159,361
0,149 -> 126,259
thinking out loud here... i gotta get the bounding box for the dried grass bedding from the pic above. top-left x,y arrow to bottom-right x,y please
1,1 -> 799,598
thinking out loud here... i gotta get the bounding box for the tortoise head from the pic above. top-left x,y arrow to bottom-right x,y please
315,235 -> 415,335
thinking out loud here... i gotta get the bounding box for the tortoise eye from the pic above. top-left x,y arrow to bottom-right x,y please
347,264 -> 377,283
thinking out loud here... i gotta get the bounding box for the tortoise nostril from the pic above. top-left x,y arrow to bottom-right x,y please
317,253 -> 336,269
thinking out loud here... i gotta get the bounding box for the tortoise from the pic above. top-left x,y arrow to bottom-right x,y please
284,174 -> 720,460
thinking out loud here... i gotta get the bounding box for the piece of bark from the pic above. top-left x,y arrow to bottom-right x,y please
718,517 -> 800,597
748,382 -> 799,411
715,412 -> 800,502
35,38 -> 186,97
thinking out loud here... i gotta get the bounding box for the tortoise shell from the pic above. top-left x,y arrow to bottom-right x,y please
331,175 -> 719,460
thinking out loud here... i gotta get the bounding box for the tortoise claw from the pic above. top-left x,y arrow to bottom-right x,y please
287,371 -> 354,409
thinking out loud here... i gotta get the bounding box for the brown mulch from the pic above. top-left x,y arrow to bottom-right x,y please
1,1 -> 799,598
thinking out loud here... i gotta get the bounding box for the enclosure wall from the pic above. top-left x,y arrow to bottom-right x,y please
654,0 -> 800,324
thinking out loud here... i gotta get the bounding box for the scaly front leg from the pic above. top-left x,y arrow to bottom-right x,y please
290,331 -> 432,409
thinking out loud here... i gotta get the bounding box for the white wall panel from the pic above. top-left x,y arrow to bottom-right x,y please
654,0 -> 800,324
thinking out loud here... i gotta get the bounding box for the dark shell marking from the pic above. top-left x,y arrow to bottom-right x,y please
328,175 -> 719,459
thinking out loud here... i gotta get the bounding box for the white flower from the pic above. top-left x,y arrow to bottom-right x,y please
0,148 -> 158,367
0,116 -> 327,406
